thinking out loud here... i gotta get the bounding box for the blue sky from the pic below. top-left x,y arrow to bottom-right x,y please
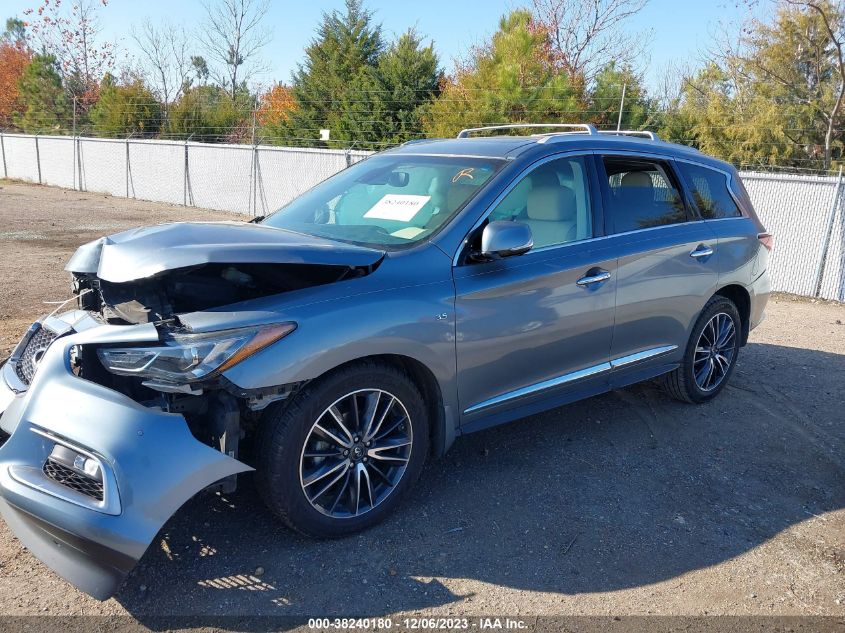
5,0 -> 757,91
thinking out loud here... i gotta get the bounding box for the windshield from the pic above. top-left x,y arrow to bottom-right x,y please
261,154 -> 503,248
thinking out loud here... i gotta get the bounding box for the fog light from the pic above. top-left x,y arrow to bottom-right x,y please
73,454 -> 101,479
50,445 -> 103,482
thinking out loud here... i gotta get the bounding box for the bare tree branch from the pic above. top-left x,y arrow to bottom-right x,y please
131,19 -> 191,117
23,0 -> 115,104
197,0 -> 271,98
786,0 -> 845,167
531,0 -> 653,81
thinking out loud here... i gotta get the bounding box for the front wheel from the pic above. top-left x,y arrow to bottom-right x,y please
256,361 -> 429,538
661,296 -> 742,404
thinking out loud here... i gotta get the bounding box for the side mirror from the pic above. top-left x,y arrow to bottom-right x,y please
480,221 -> 534,259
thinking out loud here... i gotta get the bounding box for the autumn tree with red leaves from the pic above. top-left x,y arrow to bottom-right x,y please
257,83 -> 297,137
0,41 -> 32,129
23,0 -> 115,110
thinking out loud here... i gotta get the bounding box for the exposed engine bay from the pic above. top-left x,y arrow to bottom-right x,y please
63,258 -> 375,492
71,261 -> 369,324
55,221 -> 385,495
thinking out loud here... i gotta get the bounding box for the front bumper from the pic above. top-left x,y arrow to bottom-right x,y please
0,313 -> 251,599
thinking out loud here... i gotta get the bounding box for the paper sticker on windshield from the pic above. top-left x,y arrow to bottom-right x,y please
364,194 -> 430,222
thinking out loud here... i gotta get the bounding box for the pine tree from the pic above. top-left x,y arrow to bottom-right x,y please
89,74 -> 162,138
589,63 -> 652,130
336,30 -> 440,148
422,10 -> 580,138
14,53 -> 69,133
287,0 -> 383,146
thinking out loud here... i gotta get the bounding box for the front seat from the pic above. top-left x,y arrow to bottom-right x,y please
524,170 -> 577,248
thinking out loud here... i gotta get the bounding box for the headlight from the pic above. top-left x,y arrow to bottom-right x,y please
97,323 -> 296,383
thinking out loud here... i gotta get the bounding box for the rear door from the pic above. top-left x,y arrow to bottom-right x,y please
675,159 -> 762,287
595,154 -> 719,375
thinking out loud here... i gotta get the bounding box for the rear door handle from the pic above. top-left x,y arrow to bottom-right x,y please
690,244 -> 714,259
576,270 -> 612,286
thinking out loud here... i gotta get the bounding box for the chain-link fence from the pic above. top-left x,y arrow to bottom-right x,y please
1,132 -> 844,301
741,169 -> 844,301
0,133 -> 370,216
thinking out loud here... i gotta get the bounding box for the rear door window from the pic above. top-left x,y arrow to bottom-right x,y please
677,163 -> 743,219
600,156 -> 688,234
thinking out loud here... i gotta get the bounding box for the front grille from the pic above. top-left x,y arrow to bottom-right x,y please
14,326 -> 58,386
43,460 -> 104,501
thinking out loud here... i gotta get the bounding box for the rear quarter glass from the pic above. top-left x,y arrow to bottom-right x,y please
730,168 -> 768,233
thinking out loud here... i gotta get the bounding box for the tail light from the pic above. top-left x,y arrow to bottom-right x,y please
757,232 -> 774,252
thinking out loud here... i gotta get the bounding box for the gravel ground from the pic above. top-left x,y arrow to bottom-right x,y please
0,181 -> 843,623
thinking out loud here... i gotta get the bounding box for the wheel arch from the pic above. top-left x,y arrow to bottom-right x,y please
300,354 -> 454,459
714,284 -> 751,345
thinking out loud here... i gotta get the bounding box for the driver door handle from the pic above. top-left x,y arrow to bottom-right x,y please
576,270 -> 612,286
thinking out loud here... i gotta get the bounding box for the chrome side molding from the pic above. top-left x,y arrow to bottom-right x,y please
610,345 -> 678,369
463,345 -> 678,414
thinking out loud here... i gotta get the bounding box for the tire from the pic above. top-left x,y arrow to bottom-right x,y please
256,361 -> 429,538
661,295 -> 742,404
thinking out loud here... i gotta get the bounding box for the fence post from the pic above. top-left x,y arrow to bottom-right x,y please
75,137 -> 83,191
813,165 -> 844,298
183,134 -> 193,206
249,107 -> 257,217
252,145 -> 259,216
34,135 -> 41,184
72,97 -> 77,190
0,132 -> 6,179
125,134 -> 131,198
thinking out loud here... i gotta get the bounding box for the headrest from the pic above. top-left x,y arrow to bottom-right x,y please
555,161 -> 574,180
446,183 -> 477,212
621,171 -> 653,188
527,184 -> 576,222
530,169 -> 559,189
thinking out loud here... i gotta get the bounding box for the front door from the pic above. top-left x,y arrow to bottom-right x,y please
453,155 -> 616,425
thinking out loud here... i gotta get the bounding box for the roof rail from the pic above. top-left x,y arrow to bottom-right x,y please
597,130 -> 660,141
457,123 -> 598,138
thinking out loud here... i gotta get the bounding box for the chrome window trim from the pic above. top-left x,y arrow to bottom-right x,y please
463,344 -> 678,415
594,150 -> 694,232
672,156 -> 747,220
455,219 -> 718,271
451,148 -> 750,267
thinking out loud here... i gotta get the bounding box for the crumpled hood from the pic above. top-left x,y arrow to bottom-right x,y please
65,221 -> 385,283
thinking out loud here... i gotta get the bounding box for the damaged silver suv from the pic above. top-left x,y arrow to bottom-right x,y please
0,124 -> 771,599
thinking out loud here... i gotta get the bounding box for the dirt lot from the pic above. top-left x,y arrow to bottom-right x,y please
0,181 -> 843,623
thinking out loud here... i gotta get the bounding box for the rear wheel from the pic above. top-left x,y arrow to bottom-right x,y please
256,361 -> 429,538
661,296 -> 741,404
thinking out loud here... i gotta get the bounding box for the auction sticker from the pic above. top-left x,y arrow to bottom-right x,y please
363,194 -> 431,222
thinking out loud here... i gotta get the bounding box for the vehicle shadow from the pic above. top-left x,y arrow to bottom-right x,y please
116,342 -> 845,626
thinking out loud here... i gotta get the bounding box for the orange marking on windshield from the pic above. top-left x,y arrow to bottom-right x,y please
452,168 -> 475,183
